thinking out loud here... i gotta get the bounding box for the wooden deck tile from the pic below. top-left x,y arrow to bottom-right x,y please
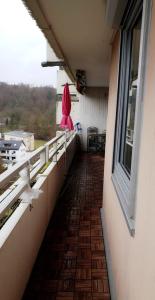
77,258 -> 91,268
77,248 -> 91,260
75,280 -> 91,292
56,292 -> 74,300
22,154 -> 111,300
58,279 -> 74,292
92,293 -> 111,300
92,269 -> 108,280
92,257 -> 107,269
76,269 -> 91,280
74,292 -> 93,299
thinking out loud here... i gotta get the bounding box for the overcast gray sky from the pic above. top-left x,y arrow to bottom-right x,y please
0,0 -> 57,87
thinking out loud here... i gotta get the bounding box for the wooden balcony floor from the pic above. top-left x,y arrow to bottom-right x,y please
23,153 -> 111,300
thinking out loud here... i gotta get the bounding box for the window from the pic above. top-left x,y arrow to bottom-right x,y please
112,0 -> 151,234
121,16 -> 141,175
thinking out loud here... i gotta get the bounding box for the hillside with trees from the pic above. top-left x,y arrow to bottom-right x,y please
0,82 -> 56,140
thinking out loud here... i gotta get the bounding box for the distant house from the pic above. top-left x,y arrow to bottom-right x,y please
0,140 -> 27,164
4,131 -> 34,151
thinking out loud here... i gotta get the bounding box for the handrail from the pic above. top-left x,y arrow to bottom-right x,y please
0,131 -> 75,222
0,133 -> 65,189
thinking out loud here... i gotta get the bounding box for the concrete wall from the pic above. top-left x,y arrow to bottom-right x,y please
47,42 -> 59,62
78,87 -> 108,150
0,136 -> 76,300
56,69 -> 77,95
102,2 -> 155,299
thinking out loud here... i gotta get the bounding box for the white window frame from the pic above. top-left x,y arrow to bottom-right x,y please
112,0 -> 152,235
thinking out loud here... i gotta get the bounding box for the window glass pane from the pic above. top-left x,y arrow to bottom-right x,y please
123,16 -> 142,174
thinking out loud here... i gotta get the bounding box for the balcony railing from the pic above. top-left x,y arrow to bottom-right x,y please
0,131 -> 75,230
0,130 -> 77,300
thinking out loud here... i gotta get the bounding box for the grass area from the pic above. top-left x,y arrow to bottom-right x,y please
34,139 -> 46,149
39,161 -> 51,174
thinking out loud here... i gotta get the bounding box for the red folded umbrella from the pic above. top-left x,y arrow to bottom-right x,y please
60,83 -> 74,131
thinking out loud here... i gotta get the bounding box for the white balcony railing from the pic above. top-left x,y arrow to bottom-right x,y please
0,130 -> 77,300
0,131 -> 75,223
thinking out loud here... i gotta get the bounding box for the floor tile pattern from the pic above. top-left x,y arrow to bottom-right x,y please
23,154 -> 111,299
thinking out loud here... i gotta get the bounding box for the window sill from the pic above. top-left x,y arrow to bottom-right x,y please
112,173 -> 135,236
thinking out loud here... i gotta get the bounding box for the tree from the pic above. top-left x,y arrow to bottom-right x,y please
0,82 -> 56,140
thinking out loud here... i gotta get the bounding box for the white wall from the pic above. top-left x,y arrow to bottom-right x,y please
56,74 -> 108,151
57,69 -> 77,94
78,87 -> 108,150
0,144 -> 27,164
15,144 -> 27,162
47,43 -> 59,62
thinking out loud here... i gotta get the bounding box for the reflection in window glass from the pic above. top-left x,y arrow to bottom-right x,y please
123,16 -> 142,174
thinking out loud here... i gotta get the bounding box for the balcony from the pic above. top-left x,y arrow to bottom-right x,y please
22,152 -> 110,300
0,0 -> 154,298
0,132 -> 76,299
0,132 -> 110,299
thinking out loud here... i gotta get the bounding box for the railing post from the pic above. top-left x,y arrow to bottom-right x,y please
27,161 -> 33,210
64,130 -> 67,173
45,145 -> 49,163
53,141 -> 57,163
40,149 -> 46,166
27,160 -> 31,183
65,130 -> 67,151
20,161 -> 33,211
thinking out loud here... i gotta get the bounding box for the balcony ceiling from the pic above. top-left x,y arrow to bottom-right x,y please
23,0 -> 115,87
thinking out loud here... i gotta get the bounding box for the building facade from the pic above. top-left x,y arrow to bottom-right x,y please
54,68 -> 108,150
4,131 -> 34,151
0,140 -> 27,165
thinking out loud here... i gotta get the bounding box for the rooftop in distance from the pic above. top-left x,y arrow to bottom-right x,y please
4,130 -> 34,137
0,140 -> 24,151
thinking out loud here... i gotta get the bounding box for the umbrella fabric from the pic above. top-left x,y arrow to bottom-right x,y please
60,83 -> 74,130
